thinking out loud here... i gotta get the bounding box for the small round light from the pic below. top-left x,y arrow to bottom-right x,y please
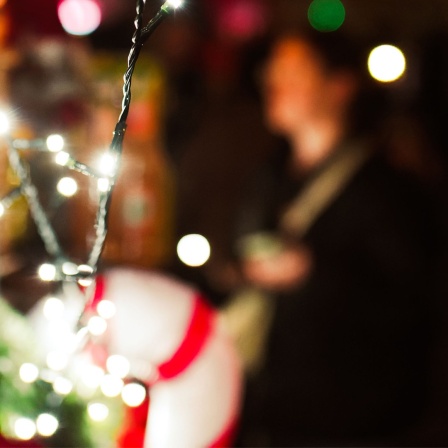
177,234 -> 211,267
87,402 -> 109,422
53,377 -> 73,395
14,418 -> 36,441
0,111 -> 10,135
43,297 -> 65,320
121,382 -> 147,407
55,151 -> 71,167
97,300 -> 116,319
36,413 -> 59,437
19,363 -> 39,383
0,202 -> 5,218
46,134 -> 65,152
106,355 -> 130,379
87,316 -> 107,336
166,0 -> 183,8
38,263 -> 57,282
100,374 -> 124,397
62,261 -> 79,276
46,351 -> 68,371
57,177 -> 78,197
80,365 -> 104,389
58,0 -> 102,36
97,153 -> 117,176
97,178 -> 111,193
368,44 -> 407,83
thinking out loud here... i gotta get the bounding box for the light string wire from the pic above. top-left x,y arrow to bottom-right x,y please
1,0 -> 180,283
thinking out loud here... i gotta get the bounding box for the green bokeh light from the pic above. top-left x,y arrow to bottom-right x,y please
308,0 -> 346,32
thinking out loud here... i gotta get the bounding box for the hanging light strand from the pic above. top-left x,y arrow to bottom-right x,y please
1,0 -> 183,283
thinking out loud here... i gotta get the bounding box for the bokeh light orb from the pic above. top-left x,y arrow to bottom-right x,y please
368,44 -> 406,82
177,234 -> 211,267
308,0 -> 345,32
58,0 -> 102,36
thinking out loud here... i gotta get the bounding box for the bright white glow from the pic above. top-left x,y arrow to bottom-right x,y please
62,261 -> 79,276
55,151 -> 71,167
177,234 -> 211,267
0,111 -> 10,134
53,376 -> 73,395
166,0 -> 183,8
46,134 -> 65,152
14,418 -> 36,441
38,263 -> 57,282
80,365 -> 104,389
368,44 -> 406,82
19,363 -> 39,383
0,202 -> 5,218
97,153 -> 117,176
87,316 -> 107,336
36,414 -> 59,437
87,402 -> 109,422
77,265 -> 94,287
58,0 -> 102,36
43,297 -> 65,320
46,351 -> 69,371
122,382 -> 147,407
97,300 -> 116,319
57,177 -> 78,197
106,355 -> 130,379
97,178 -> 111,192
100,374 -> 124,397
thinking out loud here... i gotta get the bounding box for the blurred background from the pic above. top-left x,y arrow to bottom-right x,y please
1,0 -> 448,445
2,0 -> 448,307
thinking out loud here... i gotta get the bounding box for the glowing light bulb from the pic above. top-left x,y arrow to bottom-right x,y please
58,0 -> 102,36
80,365 -> 104,389
97,153 -> 117,176
62,261 -> 78,276
38,263 -> 57,282
177,234 -> 211,267
0,202 -> 5,218
0,111 -> 10,134
87,316 -> 107,336
97,178 -> 111,192
53,377 -> 73,395
46,351 -> 68,371
165,0 -> 183,8
100,374 -> 124,397
36,414 -> 59,437
122,382 -> 147,407
368,44 -> 406,82
14,418 -> 36,441
97,300 -> 116,319
19,363 -> 39,383
87,402 -> 109,422
55,151 -> 71,167
46,134 -> 65,152
106,355 -> 130,379
43,297 -> 65,320
57,177 -> 78,197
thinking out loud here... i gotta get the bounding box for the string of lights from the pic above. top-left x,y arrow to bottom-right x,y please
1,0 -> 183,285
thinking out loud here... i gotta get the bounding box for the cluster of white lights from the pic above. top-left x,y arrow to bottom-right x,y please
12,414 -> 59,441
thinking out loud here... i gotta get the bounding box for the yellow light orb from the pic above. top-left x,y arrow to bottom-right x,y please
177,234 -> 211,267
36,414 -> 59,437
368,44 -> 406,83
121,382 -> 147,407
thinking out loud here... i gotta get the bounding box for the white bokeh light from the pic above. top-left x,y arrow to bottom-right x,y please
58,0 -> 102,36
100,374 -> 124,397
46,351 -> 69,371
166,0 -> 183,8
43,297 -> 65,320
121,382 -> 147,407
177,234 -> 211,267
106,355 -> 130,379
14,418 -> 36,441
53,377 -> 73,395
87,316 -> 108,336
368,44 -> 407,83
38,263 -> 57,282
46,134 -> 65,152
87,402 -> 109,422
55,151 -> 71,167
0,111 -> 10,134
36,414 -> 59,437
57,177 -> 78,197
19,363 -> 39,383
97,300 -> 116,319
